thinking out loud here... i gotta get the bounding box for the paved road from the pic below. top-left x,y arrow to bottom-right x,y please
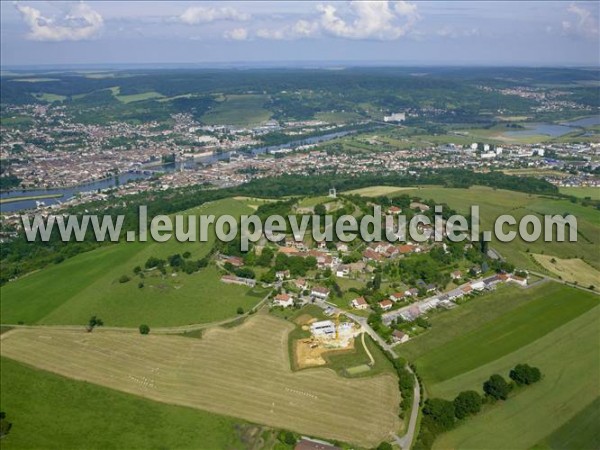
321,301 -> 421,450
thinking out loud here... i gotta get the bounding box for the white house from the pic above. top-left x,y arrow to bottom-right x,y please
379,299 -> 394,311
336,265 -> 350,278
351,296 -> 369,310
471,280 -> 486,291
273,293 -> 294,308
392,330 -> 410,344
311,286 -> 330,299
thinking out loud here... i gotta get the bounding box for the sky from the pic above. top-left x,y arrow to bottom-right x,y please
1,1 -> 599,67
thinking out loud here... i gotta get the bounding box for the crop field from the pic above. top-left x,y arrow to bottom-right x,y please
0,314 -> 400,447
532,254 -> 600,287
411,283 -> 598,385
201,94 -> 272,126
0,198 -> 263,327
0,357 -> 246,450
431,305 -> 599,450
394,186 -> 600,271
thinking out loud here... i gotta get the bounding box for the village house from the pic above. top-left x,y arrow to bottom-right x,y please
379,299 -> 394,311
405,287 -> 419,297
275,270 -> 290,281
390,292 -> 405,302
410,201 -> 430,212
451,270 -> 462,280
387,206 -> 402,215
294,278 -> 308,290
273,293 -> 294,308
222,255 -> 244,267
350,296 -> 369,310
311,286 -> 330,299
336,242 -> 349,253
362,248 -> 383,262
336,265 -> 350,278
392,330 -> 410,344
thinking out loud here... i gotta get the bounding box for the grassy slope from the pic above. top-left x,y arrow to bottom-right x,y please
431,305 -> 599,450
413,284 -> 598,384
401,186 -> 600,271
0,357 -> 244,450
559,186 -> 600,200
0,199 -> 263,327
201,94 -> 271,126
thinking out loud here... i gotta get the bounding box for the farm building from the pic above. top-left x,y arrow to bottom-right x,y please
220,275 -> 256,287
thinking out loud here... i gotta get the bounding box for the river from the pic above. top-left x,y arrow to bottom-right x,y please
0,130 -> 353,213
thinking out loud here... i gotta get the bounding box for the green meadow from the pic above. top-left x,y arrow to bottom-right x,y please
395,186 -> 600,271
412,284 -> 598,384
0,357 -> 246,450
201,94 -> 272,126
395,280 -> 599,450
0,198 -> 264,327
431,304 -> 599,450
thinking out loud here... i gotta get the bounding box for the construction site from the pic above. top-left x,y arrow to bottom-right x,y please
294,313 -> 362,369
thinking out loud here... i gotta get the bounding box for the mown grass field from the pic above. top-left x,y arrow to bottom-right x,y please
431,304 -> 599,450
201,94 -> 271,126
532,254 -> 600,287
396,186 -> 600,271
397,283 -> 560,362
0,314 -> 400,447
0,198 -> 263,327
411,283 -> 598,385
0,357 -> 246,450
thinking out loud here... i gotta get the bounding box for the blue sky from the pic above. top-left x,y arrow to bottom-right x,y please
1,1 -> 599,67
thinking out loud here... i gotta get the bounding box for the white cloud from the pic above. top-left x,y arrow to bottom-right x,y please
562,3 -> 599,39
224,27 -> 248,41
179,6 -> 250,25
255,1 -> 419,41
316,1 -> 420,40
14,2 -> 104,42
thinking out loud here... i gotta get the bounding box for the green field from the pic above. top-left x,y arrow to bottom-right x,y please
411,284 -> 598,385
533,397 -> 600,450
32,93 -> 67,102
395,280 -> 599,450
0,357 -> 247,449
201,94 -> 272,126
394,186 -> 600,271
0,198 -> 263,327
397,283 -> 561,362
431,304 -> 599,450
559,186 -> 600,200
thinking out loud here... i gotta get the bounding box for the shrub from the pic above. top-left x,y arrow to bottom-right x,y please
139,324 -> 150,335
483,374 -> 511,400
453,391 -> 482,419
509,363 -> 541,385
119,275 -> 131,283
